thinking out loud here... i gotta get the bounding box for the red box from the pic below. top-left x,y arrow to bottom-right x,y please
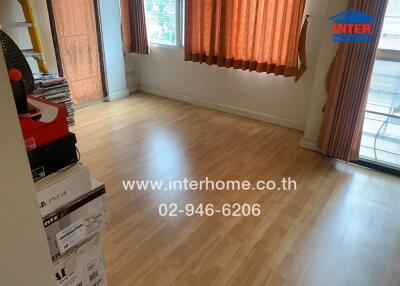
19,96 -> 69,150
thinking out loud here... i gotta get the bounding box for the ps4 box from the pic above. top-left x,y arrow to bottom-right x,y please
35,163 -> 91,217
54,234 -> 107,286
43,178 -> 108,262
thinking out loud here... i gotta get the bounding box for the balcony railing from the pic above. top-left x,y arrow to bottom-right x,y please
360,62 -> 400,169
361,110 -> 400,165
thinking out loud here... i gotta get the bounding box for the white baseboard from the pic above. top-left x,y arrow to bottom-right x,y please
300,137 -> 321,152
138,84 -> 304,131
104,89 -> 130,102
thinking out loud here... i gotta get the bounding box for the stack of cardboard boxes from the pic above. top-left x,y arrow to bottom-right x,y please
36,164 -> 108,286
18,92 -> 108,285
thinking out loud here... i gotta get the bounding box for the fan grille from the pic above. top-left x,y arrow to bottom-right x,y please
0,29 -> 35,93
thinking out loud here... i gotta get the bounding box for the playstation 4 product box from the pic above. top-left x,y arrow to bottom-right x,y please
35,163 -> 91,217
54,234 -> 107,286
44,179 -> 108,262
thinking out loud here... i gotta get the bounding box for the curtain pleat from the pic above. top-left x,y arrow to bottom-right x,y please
318,0 -> 389,161
185,0 -> 308,79
120,0 -> 149,55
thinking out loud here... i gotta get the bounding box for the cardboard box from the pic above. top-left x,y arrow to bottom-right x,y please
54,234 -> 107,286
44,179 -> 108,262
36,163 -> 91,217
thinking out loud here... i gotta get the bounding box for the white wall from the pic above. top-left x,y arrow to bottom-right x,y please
133,46 -> 309,130
31,0 -> 58,74
125,52 -> 138,93
98,0 -> 129,101
301,0 -> 348,150
126,0 -> 334,131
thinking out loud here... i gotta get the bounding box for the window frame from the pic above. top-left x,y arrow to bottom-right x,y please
375,49 -> 400,62
145,0 -> 185,49
359,2 -> 400,173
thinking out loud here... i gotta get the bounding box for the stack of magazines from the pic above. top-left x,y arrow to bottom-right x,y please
32,74 -> 75,126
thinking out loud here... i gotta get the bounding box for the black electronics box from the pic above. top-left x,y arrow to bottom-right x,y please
28,133 -> 78,181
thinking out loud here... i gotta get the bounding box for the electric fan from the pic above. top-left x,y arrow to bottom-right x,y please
0,29 -> 35,113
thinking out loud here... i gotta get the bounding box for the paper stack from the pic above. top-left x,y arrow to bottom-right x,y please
33,73 -> 75,126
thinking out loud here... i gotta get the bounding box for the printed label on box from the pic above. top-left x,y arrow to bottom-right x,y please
56,219 -> 86,254
85,258 -> 104,286
40,190 -> 68,211
55,259 -> 79,286
85,210 -> 105,235
54,235 -> 107,286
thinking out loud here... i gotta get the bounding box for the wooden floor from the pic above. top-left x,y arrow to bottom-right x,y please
73,93 -> 400,286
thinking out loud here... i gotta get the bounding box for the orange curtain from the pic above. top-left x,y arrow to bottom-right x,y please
318,0 -> 389,161
184,0 -> 308,79
120,0 -> 149,55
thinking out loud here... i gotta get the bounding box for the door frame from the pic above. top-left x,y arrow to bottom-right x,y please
353,160 -> 400,177
46,0 -> 108,99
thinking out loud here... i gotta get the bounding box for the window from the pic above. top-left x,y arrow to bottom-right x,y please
360,0 -> 400,170
378,0 -> 400,51
144,0 -> 184,47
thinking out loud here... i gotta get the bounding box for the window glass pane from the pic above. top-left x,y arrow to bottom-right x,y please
361,60 -> 400,168
379,0 -> 400,50
145,0 -> 177,46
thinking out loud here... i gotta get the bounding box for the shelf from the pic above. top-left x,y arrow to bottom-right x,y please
21,49 -> 43,60
0,22 -> 33,29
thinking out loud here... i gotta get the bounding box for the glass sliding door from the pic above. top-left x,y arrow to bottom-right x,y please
360,0 -> 400,171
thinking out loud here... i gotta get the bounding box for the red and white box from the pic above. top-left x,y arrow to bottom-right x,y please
19,96 -> 69,150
